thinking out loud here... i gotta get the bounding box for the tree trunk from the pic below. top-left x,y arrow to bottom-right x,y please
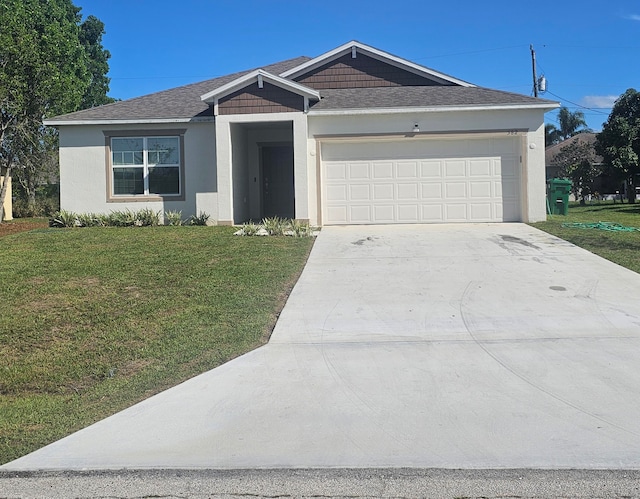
0,163 -> 14,222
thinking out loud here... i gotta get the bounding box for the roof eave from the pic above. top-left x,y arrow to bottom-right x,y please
43,117 -> 214,126
308,102 -> 561,116
200,69 -> 321,103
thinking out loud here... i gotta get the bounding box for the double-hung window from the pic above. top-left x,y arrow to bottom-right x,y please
109,134 -> 183,198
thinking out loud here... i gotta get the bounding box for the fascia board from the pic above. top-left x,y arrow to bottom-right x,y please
200,69 -> 320,103
43,117 -> 212,126
308,103 -> 561,116
280,40 -> 475,87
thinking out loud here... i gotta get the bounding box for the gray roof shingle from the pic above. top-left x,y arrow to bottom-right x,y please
47,54 -> 557,122
48,57 -> 311,122
310,86 -> 557,111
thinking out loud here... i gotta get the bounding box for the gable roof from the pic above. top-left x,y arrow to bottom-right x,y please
200,69 -> 321,103
44,42 -> 558,125
280,40 -> 473,87
44,57 -> 310,125
546,133 -> 603,166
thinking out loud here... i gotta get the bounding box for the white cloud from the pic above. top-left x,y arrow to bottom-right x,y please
581,95 -> 618,109
626,14 -> 640,21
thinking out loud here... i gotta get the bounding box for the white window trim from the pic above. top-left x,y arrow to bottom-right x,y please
104,129 -> 186,203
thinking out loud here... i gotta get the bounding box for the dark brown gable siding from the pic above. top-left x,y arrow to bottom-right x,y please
294,53 -> 447,90
218,81 -> 304,115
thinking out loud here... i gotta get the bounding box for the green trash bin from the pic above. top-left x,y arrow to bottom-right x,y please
547,178 -> 572,215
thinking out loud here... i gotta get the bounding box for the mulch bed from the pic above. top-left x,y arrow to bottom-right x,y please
0,219 -> 49,238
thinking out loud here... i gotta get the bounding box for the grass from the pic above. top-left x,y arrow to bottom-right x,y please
0,225 -> 314,464
531,201 -> 640,274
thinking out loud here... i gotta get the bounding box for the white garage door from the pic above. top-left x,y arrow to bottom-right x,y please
321,136 -> 522,224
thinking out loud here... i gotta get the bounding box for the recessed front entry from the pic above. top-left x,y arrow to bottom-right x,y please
261,145 -> 295,219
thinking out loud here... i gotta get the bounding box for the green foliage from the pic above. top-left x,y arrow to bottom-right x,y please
596,89 -> 640,203
552,139 -> 600,201
79,15 -> 116,108
49,209 -> 161,228
262,216 -> 287,236
241,222 -> 261,236
49,210 -> 79,228
164,210 -> 184,226
0,0 -> 114,220
189,211 -> 210,226
289,219 -> 312,237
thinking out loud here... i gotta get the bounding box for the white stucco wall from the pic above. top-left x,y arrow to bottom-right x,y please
307,108 -> 551,223
58,122 -> 216,221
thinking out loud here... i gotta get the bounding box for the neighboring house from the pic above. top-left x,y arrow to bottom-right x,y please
44,41 -> 558,225
545,133 -> 617,195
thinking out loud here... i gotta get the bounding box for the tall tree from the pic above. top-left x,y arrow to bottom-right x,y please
552,139 -> 599,203
557,106 -> 589,140
0,0 -> 111,219
545,123 -> 561,146
596,88 -> 640,204
79,15 -> 116,108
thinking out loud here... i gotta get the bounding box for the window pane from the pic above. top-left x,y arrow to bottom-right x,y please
112,138 -> 143,165
113,167 -> 144,195
149,166 -> 179,194
147,137 -> 179,165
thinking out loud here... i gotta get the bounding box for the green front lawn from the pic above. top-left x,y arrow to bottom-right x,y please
532,202 -> 640,274
0,226 -> 314,464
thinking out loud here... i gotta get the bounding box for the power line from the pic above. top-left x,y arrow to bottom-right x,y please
545,90 -> 611,115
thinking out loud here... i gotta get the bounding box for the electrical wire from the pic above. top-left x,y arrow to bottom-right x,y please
545,90 -> 611,115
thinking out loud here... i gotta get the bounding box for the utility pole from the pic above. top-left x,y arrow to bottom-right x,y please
530,44 -> 538,98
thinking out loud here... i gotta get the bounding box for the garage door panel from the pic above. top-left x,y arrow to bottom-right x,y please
350,205 -> 372,223
349,163 -> 370,180
326,162 -> 347,180
469,159 -> 491,176
397,204 -> 419,222
445,204 -> 468,221
470,203 -> 493,220
326,184 -> 348,202
470,181 -> 492,198
445,182 -> 467,198
373,205 -> 394,222
421,161 -> 442,177
421,183 -> 443,199
373,184 -> 394,200
397,183 -> 419,200
397,161 -> 419,178
421,204 -> 444,222
372,162 -> 393,179
444,160 -> 466,177
349,184 -> 370,201
322,138 -> 521,224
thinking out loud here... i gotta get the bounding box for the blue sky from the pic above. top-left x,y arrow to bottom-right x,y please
80,0 -> 639,132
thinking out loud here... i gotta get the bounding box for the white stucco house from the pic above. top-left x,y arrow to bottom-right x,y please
44,41 -> 558,225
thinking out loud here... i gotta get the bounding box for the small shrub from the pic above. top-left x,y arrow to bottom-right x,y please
165,210 -> 183,226
289,219 -> 312,237
189,211 -> 210,226
136,209 -> 160,227
49,210 -> 78,228
262,216 -> 286,236
76,213 -> 104,227
106,209 -> 137,227
241,222 -> 260,236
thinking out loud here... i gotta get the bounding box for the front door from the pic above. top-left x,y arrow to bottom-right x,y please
261,145 -> 295,219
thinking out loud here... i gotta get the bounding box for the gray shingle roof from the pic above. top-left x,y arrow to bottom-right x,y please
47,53 -> 557,123
310,86 -> 557,111
48,57 -> 311,122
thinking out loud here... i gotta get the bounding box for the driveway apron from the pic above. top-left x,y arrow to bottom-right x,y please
3,223 -> 640,470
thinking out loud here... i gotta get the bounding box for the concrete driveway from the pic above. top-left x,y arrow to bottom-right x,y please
3,223 -> 640,470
